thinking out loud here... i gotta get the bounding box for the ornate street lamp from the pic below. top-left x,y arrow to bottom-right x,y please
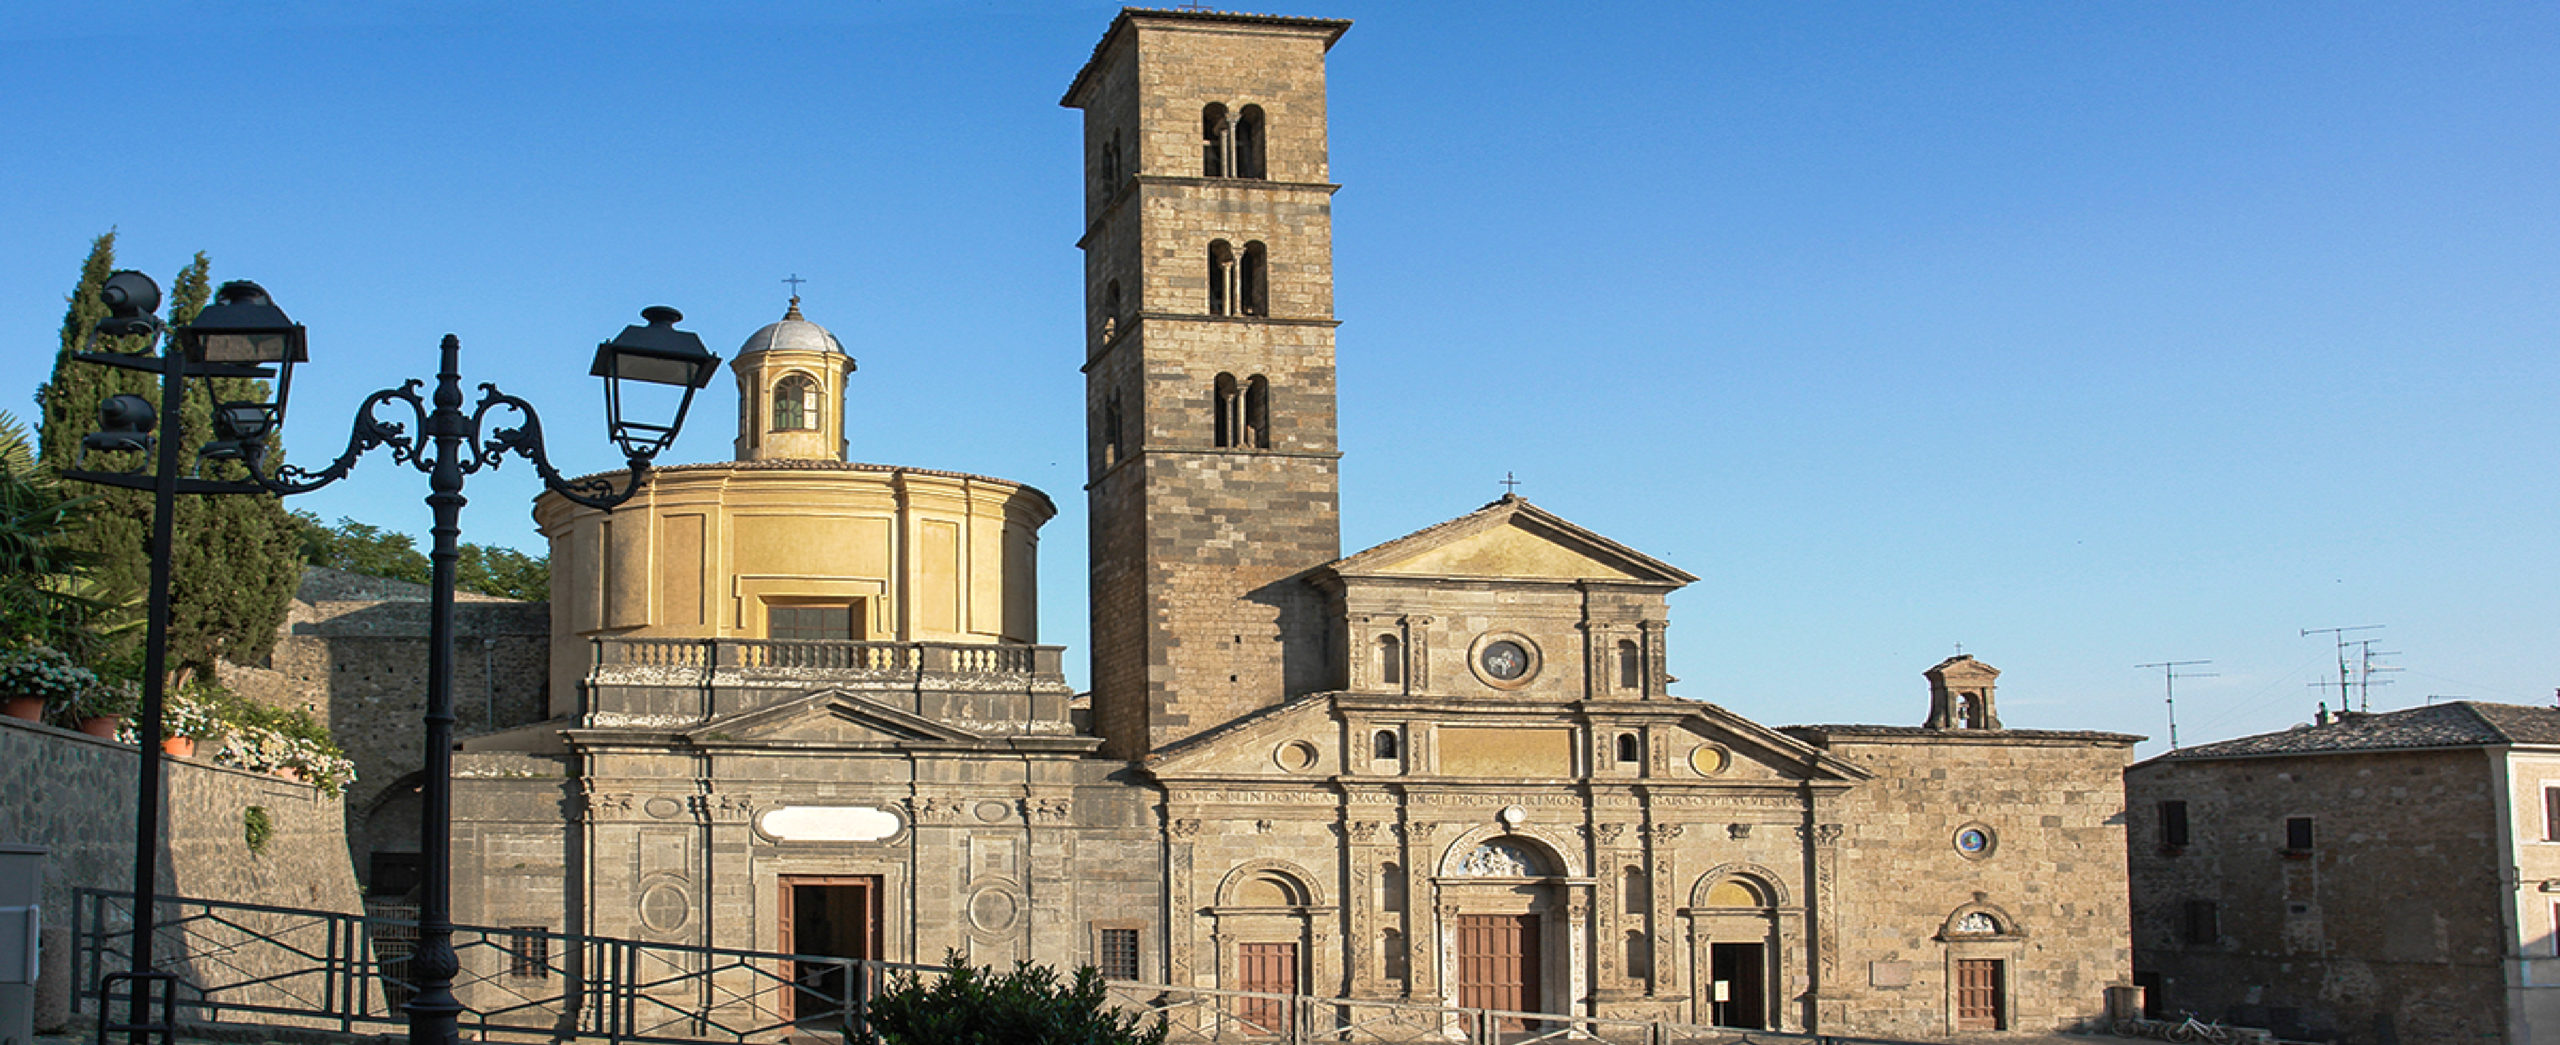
68,276 -> 716,1045
236,304 -> 715,1045
61,273 -> 282,1045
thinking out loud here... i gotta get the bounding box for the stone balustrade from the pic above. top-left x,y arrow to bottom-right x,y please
592,637 -> 1063,680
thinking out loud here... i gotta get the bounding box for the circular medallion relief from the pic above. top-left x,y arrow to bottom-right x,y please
638,881 -> 690,934
643,797 -> 683,820
1466,632 -> 1542,690
974,800 -> 1013,823
1689,744 -> 1731,777
1953,822 -> 1997,860
1275,740 -> 1320,772
968,886 -> 1022,933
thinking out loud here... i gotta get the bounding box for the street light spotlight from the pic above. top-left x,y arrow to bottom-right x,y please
177,281 -> 306,365
589,305 -> 719,461
195,402 -> 282,473
94,270 -> 164,342
77,393 -> 155,468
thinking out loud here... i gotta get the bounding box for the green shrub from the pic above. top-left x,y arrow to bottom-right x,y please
859,952 -> 1164,1045
242,805 -> 272,854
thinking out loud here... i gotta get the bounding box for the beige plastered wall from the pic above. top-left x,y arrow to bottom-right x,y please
536,463 -> 1052,717
2498,746 -> 2560,1044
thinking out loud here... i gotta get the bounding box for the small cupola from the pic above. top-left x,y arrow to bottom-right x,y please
1924,654 -> 2002,730
731,297 -> 855,462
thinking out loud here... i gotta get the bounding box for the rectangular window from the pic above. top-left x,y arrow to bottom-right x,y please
508,927 -> 550,979
768,604 -> 855,641
2182,900 -> 2218,946
1099,927 -> 1140,981
2284,816 -> 2315,852
2158,800 -> 2190,848
2544,787 -> 2560,841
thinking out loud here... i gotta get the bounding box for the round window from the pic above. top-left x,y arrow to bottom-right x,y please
1467,632 -> 1543,689
1953,823 -> 1997,860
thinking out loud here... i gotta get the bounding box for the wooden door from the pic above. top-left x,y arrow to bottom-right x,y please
1457,914 -> 1542,1029
779,876 -> 881,1022
1955,958 -> 2005,1031
1709,942 -> 1767,1029
1235,942 -> 1297,1037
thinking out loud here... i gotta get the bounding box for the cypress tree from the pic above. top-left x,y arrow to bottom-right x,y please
34,234 -> 301,677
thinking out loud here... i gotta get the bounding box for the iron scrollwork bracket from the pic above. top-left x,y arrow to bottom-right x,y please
468,383 -> 656,511
245,382 -> 428,496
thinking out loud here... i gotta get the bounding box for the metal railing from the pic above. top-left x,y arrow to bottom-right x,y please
71,888 -> 927,1045
73,888 -> 1952,1045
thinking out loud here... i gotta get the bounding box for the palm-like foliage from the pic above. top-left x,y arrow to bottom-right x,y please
0,412 -> 121,658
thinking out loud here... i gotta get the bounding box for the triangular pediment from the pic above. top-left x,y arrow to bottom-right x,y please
1145,696 -> 1338,777
1671,701 -> 1871,784
688,689 -> 981,746
1326,496 -> 1694,586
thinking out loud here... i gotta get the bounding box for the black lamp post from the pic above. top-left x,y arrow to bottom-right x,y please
241,305 -> 717,1045
70,280 -> 718,1045
62,273 -> 290,1045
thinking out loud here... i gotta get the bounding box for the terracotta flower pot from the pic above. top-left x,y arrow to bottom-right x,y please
2,696 -> 45,721
162,736 -> 198,758
78,715 -> 123,739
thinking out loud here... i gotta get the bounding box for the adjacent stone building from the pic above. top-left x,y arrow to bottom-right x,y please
447,7 -> 2144,1037
2127,701 -> 2560,1044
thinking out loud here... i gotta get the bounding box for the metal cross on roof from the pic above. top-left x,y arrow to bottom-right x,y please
783,274 -> 807,297
1500,472 -> 1521,494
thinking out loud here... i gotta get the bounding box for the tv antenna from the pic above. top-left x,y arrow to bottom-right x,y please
2349,638 -> 2400,712
2137,659 -> 2216,749
2301,624 -> 2382,713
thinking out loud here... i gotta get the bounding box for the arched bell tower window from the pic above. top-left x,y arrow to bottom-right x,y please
1618,639 -> 1642,691
1102,390 -> 1125,467
1213,373 -> 1241,448
771,374 -> 818,432
1243,375 -> 1271,449
1372,728 -> 1399,761
1615,732 -> 1641,764
1376,634 -> 1403,686
1202,103 -> 1233,178
1208,240 -> 1236,316
1240,241 -> 1269,317
1236,105 -> 1267,179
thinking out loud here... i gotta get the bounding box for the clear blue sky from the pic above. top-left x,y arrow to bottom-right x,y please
6,3 -> 2556,756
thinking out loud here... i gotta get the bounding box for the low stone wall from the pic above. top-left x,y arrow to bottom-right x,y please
0,714 -> 361,1029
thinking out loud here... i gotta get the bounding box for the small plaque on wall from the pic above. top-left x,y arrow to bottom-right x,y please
758,805 -> 902,842
1869,961 -> 1912,988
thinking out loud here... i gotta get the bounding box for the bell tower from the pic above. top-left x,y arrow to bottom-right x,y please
730,297 -> 854,462
1924,654 -> 2003,731
1065,10 -> 1352,759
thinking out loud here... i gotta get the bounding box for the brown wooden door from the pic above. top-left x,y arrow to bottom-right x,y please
1955,958 -> 2005,1031
1235,942 -> 1297,1037
779,876 -> 881,1023
1457,914 -> 1542,1029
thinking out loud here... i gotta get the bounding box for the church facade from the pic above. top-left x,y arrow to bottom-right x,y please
449,9 -> 2139,1037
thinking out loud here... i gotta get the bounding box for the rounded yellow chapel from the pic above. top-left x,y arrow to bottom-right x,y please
535,298 -> 1053,710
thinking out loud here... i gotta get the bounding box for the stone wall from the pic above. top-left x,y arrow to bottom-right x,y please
2127,748 -> 2507,1044
0,715 -> 360,1029
1790,727 -> 2136,1037
231,571 -> 550,891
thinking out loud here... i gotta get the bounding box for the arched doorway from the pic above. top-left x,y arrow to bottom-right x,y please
1433,831 -> 1585,1030
1209,862 -> 1321,1038
1685,866 -> 1796,1031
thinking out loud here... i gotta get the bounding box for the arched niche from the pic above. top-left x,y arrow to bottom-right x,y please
1436,824 -> 1581,880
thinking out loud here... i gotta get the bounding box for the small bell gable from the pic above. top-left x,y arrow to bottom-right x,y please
1924,654 -> 2002,730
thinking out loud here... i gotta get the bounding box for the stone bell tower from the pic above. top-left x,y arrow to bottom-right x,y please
1064,10 -> 1352,759
731,297 -> 854,462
